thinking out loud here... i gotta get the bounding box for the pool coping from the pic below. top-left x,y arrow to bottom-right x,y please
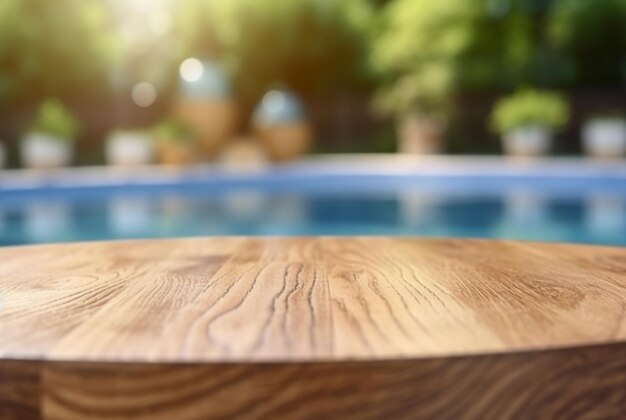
1,155 -> 626,192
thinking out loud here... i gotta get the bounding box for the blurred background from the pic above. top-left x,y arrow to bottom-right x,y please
1,0 -> 626,248
0,0 -> 624,168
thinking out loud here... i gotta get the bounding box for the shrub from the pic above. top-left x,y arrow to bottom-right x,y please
549,0 -> 626,87
153,119 -> 194,144
489,89 -> 570,134
28,99 -> 80,141
370,0 -> 474,118
370,0 -> 554,120
0,0 -> 114,102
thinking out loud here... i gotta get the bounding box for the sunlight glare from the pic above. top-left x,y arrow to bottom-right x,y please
180,58 -> 204,82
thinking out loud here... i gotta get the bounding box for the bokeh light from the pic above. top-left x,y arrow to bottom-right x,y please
131,82 -> 157,107
263,91 -> 286,113
179,58 -> 203,82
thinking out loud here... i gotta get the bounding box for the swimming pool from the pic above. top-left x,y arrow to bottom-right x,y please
1,157 -> 626,247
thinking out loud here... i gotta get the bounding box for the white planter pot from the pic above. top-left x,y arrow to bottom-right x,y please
502,125 -> 552,157
106,131 -> 154,165
21,133 -> 73,168
582,118 -> 626,158
0,143 -> 6,169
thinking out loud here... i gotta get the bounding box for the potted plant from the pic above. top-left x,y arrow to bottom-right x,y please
174,58 -> 238,158
581,111 -> 626,159
374,68 -> 451,154
370,0 -> 482,155
105,129 -> 154,166
489,89 -> 569,157
252,89 -> 312,161
153,119 -> 197,166
21,99 -> 80,168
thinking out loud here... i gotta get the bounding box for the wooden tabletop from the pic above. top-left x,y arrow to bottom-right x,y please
1,237 -> 625,419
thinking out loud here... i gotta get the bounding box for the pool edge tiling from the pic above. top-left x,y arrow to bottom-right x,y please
1,236 -> 625,418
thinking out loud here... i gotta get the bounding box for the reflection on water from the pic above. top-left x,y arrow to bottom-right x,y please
158,196 -> 198,236
25,201 -> 72,242
585,194 -> 626,240
399,189 -> 440,228
496,189 -> 585,243
503,190 -> 548,227
261,195 -> 308,234
495,190 -> 560,242
109,197 -> 155,237
222,190 -> 267,223
1,187 -> 626,246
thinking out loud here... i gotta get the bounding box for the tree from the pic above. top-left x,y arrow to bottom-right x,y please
371,0 -> 478,117
0,0 -> 115,103
174,0 -> 374,106
371,0 -> 563,119
549,0 -> 626,87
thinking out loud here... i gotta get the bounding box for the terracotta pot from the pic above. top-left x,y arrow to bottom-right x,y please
173,99 -> 238,157
255,121 -> 312,162
157,142 -> 196,166
502,124 -> 552,157
20,133 -> 73,168
218,138 -> 268,172
396,114 -> 445,154
582,118 -> 626,159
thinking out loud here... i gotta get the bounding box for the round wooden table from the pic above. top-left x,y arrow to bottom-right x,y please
1,237 -> 625,419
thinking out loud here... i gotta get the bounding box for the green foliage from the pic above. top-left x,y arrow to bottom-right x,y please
370,0 -> 576,118
371,0 -> 476,117
372,63 -> 454,118
549,0 -> 626,86
172,0 -> 226,59
0,0 -> 622,149
28,99 -> 81,141
372,0 -> 534,117
107,0 -> 178,92
175,0 -> 374,105
0,0 -> 115,102
489,89 -> 570,134
372,0 -> 477,78
153,119 -> 194,144
459,0 -> 546,89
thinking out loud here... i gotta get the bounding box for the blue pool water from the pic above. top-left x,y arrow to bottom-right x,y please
1,161 -> 626,247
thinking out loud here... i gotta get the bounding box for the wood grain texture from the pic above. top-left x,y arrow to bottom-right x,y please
0,237 -> 625,419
